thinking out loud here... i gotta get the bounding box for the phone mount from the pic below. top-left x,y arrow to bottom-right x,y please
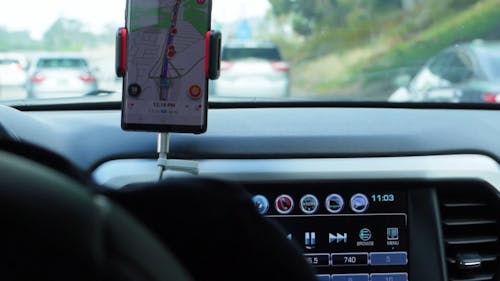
156,132 -> 199,180
116,28 -> 222,181
116,28 -> 222,80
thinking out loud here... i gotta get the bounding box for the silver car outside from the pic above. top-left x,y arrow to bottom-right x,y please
26,55 -> 98,99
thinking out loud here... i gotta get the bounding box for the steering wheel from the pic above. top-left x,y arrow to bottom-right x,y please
0,140 -> 317,281
0,144 -> 194,281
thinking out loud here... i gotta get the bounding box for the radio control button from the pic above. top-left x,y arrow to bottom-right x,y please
316,275 -> 331,281
325,194 -> 344,213
275,195 -> 294,214
350,193 -> 369,213
304,254 -> 330,267
300,194 -> 319,214
332,253 -> 368,266
370,252 -> 408,266
332,274 -> 369,281
252,195 -> 269,215
371,273 -> 408,281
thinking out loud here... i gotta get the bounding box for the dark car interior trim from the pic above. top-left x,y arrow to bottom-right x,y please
8,100 -> 500,112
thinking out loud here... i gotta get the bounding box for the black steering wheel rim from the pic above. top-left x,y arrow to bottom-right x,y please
0,146 -> 194,281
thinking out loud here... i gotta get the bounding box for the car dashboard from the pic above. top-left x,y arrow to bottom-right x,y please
0,104 -> 499,281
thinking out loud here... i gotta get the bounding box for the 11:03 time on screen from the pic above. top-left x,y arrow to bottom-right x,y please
371,194 -> 395,202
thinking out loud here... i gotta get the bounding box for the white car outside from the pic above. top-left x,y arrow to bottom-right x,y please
212,42 -> 290,98
26,55 -> 98,99
0,54 -> 27,87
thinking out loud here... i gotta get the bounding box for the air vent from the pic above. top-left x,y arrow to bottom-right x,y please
439,185 -> 499,281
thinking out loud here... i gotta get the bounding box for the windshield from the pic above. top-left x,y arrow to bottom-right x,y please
0,0 -> 499,105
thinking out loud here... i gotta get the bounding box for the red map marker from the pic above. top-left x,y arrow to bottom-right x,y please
189,85 -> 202,99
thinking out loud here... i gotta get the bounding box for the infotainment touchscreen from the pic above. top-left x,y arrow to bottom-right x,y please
251,188 -> 409,281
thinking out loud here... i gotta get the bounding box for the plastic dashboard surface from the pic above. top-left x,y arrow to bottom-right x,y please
0,105 -> 499,171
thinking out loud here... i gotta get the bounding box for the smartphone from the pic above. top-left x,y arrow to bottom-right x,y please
121,0 -> 212,133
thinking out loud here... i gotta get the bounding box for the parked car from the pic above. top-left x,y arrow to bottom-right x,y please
26,55 -> 98,98
390,41 -> 500,103
0,53 -> 28,88
211,41 -> 290,98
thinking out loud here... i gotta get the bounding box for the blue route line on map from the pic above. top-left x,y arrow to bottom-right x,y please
160,0 -> 182,100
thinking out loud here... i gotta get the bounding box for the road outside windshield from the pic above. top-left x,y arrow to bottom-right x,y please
0,0 -> 499,104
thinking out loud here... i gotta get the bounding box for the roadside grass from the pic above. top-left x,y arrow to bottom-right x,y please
363,0 -> 500,72
286,0 -> 500,97
291,41 -> 389,96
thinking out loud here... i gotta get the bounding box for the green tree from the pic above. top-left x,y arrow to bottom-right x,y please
43,18 -> 97,51
96,23 -> 120,45
269,0 -> 405,35
0,26 -> 39,51
269,0 -> 346,35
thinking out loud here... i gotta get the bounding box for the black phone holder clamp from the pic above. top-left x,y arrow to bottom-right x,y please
205,30 -> 222,80
115,28 -> 222,181
115,28 -> 222,80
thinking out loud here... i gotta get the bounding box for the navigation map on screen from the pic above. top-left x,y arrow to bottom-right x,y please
123,0 -> 210,129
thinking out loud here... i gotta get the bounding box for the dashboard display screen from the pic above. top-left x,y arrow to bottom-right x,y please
250,186 -> 409,281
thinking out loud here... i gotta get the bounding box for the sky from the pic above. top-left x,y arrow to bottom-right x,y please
0,0 -> 271,40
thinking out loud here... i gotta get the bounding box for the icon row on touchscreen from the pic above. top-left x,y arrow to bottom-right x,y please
252,193 -> 370,215
289,227 -> 400,250
305,252 -> 408,268
316,273 -> 408,281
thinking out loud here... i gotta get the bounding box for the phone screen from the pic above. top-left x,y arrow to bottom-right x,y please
122,0 -> 212,133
